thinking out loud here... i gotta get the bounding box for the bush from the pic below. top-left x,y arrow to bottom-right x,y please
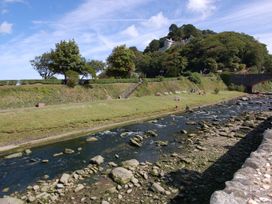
66,70 -> 79,88
188,72 -> 201,84
228,83 -> 245,92
214,88 -> 220,94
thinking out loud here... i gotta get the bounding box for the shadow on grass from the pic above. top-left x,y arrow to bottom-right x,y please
165,117 -> 272,204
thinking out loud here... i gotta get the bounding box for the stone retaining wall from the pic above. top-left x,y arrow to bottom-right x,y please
210,129 -> 272,204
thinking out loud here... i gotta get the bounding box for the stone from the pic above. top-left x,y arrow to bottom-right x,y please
24,149 -> 32,155
2,188 -> 9,193
101,201 -> 109,204
210,191 -> 245,204
86,137 -> 98,142
36,103 -> 45,108
151,182 -> 165,193
121,159 -> 139,169
155,92 -> 162,96
90,155 -> 104,165
108,162 -> 118,167
64,148 -> 75,154
42,159 -> 49,163
4,152 -> 23,159
145,130 -> 158,137
111,167 -> 133,185
60,173 -> 70,185
0,197 -> 24,204
155,141 -> 168,147
131,177 -> 139,185
33,185 -> 40,191
196,145 -> 207,151
53,152 -> 64,157
130,138 -> 142,147
241,97 -> 249,101
56,183 -> 64,189
180,129 -> 187,134
74,184 -> 84,192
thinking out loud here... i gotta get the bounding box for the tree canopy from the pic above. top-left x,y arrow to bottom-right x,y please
106,45 -> 136,78
31,40 -> 95,82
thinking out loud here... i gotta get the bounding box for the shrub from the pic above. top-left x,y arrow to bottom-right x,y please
214,88 -> 220,94
66,70 -> 79,88
188,72 -> 201,84
228,83 -> 245,92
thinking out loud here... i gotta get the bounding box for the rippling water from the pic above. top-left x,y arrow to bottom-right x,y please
0,95 -> 271,195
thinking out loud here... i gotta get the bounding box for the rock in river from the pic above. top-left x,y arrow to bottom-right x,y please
111,167 -> 133,185
4,152 -> 23,159
64,148 -> 75,154
86,137 -> 98,142
90,155 -> 104,165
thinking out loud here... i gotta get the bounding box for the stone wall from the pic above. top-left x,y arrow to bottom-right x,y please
210,129 -> 272,204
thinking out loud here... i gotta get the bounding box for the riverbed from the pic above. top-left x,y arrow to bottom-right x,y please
0,94 -> 271,199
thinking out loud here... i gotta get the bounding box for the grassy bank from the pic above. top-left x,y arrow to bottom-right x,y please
0,75 -> 227,109
0,91 -> 244,150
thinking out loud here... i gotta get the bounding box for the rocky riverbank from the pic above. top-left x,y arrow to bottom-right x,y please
211,129 -> 272,204
3,96 -> 271,204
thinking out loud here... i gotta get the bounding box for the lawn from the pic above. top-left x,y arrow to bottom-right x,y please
0,91 -> 244,147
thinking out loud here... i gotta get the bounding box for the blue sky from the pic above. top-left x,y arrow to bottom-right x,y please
0,0 -> 272,80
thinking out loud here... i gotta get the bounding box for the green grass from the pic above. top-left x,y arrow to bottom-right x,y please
0,91 -> 244,146
0,75 -> 228,109
0,83 -> 132,109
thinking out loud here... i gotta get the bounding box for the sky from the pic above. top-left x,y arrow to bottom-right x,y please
0,0 -> 272,80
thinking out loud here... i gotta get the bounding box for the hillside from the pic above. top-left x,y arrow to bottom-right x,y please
132,24 -> 272,78
0,75 -> 226,109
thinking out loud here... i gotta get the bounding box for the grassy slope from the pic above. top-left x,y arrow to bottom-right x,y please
0,91 -> 243,147
254,81 -> 272,92
0,75 -> 227,109
0,83 -> 131,109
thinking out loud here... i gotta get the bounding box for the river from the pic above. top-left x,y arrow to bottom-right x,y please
0,95 -> 271,196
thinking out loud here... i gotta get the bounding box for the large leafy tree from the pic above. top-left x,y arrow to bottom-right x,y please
106,45 -> 135,78
51,40 -> 84,79
30,51 -> 55,79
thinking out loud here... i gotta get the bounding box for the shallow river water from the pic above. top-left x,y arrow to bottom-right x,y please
0,95 -> 271,196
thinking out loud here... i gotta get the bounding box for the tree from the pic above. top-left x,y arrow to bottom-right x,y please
30,51 -> 55,79
88,60 -> 106,73
106,45 -> 136,78
51,40 -> 83,79
144,39 -> 160,53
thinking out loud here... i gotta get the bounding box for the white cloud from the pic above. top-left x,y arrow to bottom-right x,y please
187,0 -> 216,18
0,21 -> 12,34
121,25 -> 139,38
142,12 -> 169,29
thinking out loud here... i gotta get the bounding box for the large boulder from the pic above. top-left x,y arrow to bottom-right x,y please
60,173 -> 70,185
0,197 -> 24,204
111,167 -> 133,185
210,191 -> 245,204
90,155 -> 104,165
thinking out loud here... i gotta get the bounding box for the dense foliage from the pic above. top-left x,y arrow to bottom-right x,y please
136,24 -> 272,77
32,24 -> 272,82
31,40 -> 96,85
106,45 -> 136,78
